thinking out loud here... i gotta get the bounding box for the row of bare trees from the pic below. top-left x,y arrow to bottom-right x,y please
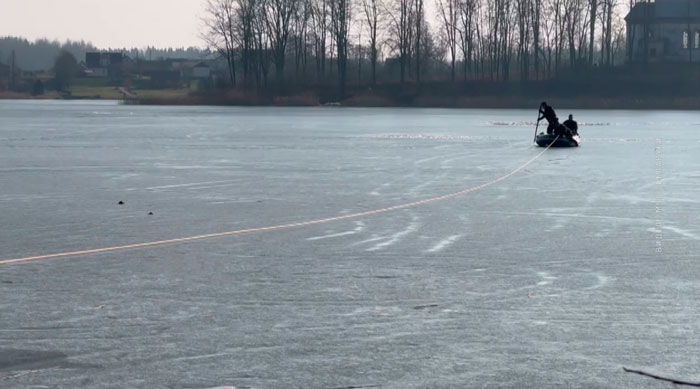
204,0 -> 630,95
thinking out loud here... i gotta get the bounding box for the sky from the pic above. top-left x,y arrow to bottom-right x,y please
1,0 -> 630,50
0,0 -> 206,49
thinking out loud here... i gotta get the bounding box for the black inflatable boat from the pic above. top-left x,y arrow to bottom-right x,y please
535,133 -> 580,147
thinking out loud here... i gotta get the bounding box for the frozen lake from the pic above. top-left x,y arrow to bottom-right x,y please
1,100 -> 700,388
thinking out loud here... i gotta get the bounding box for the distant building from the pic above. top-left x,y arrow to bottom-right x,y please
84,52 -> 128,77
85,52 -> 123,68
169,60 -> 211,79
85,67 -> 109,78
191,62 -> 211,79
626,0 -> 700,62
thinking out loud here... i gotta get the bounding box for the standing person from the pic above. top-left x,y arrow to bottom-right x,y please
563,114 -> 579,135
538,101 -> 559,135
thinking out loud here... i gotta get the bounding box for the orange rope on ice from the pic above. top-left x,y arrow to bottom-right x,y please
0,138 -> 558,266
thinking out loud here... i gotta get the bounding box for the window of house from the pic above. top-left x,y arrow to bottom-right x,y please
683,31 -> 689,49
695,31 -> 700,49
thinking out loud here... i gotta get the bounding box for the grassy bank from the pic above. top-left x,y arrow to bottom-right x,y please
69,86 -> 191,100
5,86 -> 700,110
0,91 -> 62,99
129,91 -> 700,110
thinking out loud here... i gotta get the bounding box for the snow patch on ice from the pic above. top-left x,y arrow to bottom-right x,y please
545,218 -> 567,232
426,234 -> 463,253
663,226 -> 700,240
307,221 -> 365,241
130,180 -> 238,192
536,272 -> 557,286
344,306 -> 402,316
349,235 -> 385,247
586,274 -> 614,290
366,221 -> 420,251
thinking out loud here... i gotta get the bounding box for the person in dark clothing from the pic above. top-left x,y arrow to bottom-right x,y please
538,101 -> 559,135
554,123 -> 573,138
563,114 -> 578,135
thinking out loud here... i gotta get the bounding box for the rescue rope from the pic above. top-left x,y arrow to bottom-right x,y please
0,137 -> 558,266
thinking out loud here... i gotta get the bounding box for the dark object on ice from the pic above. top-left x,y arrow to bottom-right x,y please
563,114 -> 579,135
148,212 -> 153,215
535,133 -> 580,147
118,201 -> 124,205
413,304 -> 439,310
0,349 -> 99,371
623,367 -> 700,387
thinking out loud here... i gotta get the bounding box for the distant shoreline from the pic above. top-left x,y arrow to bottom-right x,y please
4,91 -> 700,110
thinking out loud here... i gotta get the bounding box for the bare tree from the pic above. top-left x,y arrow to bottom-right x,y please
263,0 -> 299,86
203,0 -> 238,86
611,17 -> 626,64
414,0 -> 424,82
540,0 -> 558,77
292,0 -> 312,79
490,0 -> 513,81
236,0 -> 258,87
515,0 -> 533,80
599,0 -> 618,66
533,0 -> 541,78
437,0 -> 458,81
588,0 -> 597,65
310,0 -> 329,80
563,0 -> 589,69
458,0 -> 478,80
386,0 -> 414,83
197,0 -> 641,99
253,0 -> 272,88
362,0 -> 383,85
552,0 -> 567,75
331,0 -> 351,97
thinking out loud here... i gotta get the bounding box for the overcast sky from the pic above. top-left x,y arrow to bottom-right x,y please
0,0 -> 205,49
2,1 -> 630,50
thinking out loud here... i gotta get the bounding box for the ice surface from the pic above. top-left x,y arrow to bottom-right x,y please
1,101 -> 700,388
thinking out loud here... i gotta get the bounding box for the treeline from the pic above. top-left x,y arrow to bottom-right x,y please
203,0 -> 632,97
0,37 -> 97,72
0,37 -> 211,72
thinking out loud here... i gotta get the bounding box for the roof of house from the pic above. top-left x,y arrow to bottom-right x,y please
627,1 -> 700,22
625,2 -> 655,22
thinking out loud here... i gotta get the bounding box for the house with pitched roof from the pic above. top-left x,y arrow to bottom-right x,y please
626,0 -> 700,62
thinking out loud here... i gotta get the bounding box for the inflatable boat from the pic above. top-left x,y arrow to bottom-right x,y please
535,133 -> 580,147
